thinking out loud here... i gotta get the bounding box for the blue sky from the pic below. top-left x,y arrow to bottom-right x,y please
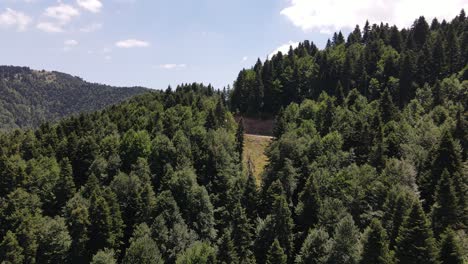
0,0 -> 465,89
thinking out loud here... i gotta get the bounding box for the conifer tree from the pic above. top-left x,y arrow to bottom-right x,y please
0,230 -> 24,264
236,118 -> 244,158
395,202 -> 438,264
438,229 -> 464,264
231,203 -> 254,262
328,214 -> 361,264
360,219 -> 394,264
266,239 -> 287,264
217,228 -> 239,264
295,228 -> 332,264
431,170 -> 459,237
296,173 -> 321,232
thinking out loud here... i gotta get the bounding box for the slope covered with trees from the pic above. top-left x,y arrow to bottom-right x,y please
230,10 -> 467,117
0,10 -> 467,264
0,66 -> 148,129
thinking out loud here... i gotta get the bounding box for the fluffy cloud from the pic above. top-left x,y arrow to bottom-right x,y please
115,39 -> 150,48
0,8 -> 32,31
80,22 -> 102,32
281,0 -> 467,33
77,0 -> 103,13
159,64 -> 187,70
44,4 -> 80,24
37,22 -> 63,33
269,41 -> 299,58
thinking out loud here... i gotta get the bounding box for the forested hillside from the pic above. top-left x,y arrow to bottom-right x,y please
0,10 -> 466,264
0,66 -> 148,129
230,10 -> 467,116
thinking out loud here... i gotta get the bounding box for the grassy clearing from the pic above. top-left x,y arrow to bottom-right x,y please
242,134 -> 272,186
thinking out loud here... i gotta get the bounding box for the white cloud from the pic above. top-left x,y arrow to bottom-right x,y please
80,22 -> 102,32
242,56 -> 248,62
159,64 -> 187,70
0,8 -> 32,31
64,39 -> 78,46
115,39 -> 150,48
269,41 -> 300,58
77,0 -> 103,13
43,4 -> 80,24
37,22 -> 63,33
281,0 -> 467,33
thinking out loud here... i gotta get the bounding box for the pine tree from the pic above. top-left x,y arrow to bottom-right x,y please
296,174 -> 321,232
438,229 -> 464,264
335,81 -> 345,105
0,230 -> 24,264
328,214 -> 361,264
395,202 -> 438,264
217,228 -> 239,264
55,158 -> 76,211
424,131 -> 463,209
231,203 -> 254,262
242,171 -> 258,222
295,228 -> 332,264
431,170 -> 459,237
360,219 -> 394,264
271,194 -> 294,257
236,118 -> 245,158
379,88 -> 397,123
266,239 -> 287,264
123,223 -> 164,264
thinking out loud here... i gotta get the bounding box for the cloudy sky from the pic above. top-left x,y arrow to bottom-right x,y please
0,0 -> 466,89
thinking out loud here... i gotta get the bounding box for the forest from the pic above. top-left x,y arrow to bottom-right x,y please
0,10 -> 467,264
0,66 -> 147,130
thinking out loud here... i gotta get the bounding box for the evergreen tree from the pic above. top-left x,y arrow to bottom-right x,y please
296,173 -> 321,232
295,228 -> 332,264
379,88 -> 397,123
175,241 -> 216,264
266,239 -> 287,264
360,219 -> 394,264
123,223 -> 164,264
217,228 -> 239,264
395,202 -> 438,264
90,249 -> 117,264
0,230 -> 24,264
438,229 -> 464,264
431,170 -> 459,237
328,214 -> 361,264
236,118 -> 245,158
231,203 -> 254,263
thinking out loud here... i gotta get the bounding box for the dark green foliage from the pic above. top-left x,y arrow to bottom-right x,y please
395,202 -> 438,264
123,223 -> 164,264
266,239 -> 287,264
217,228 -> 239,264
438,229 -> 464,264
0,231 -> 24,264
360,219 -> 394,264
0,11 -> 466,264
295,228 -> 332,264
328,214 -> 361,264
430,170 -> 459,237
0,66 -> 147,129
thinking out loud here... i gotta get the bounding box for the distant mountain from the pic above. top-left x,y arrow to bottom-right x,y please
0,66 -> 149,129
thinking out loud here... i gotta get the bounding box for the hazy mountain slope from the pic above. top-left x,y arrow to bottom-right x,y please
0,66 -> 148,129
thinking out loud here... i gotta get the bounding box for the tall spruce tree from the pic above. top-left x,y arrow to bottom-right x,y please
395,202 -> 438,264
360,219 -> 394,264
